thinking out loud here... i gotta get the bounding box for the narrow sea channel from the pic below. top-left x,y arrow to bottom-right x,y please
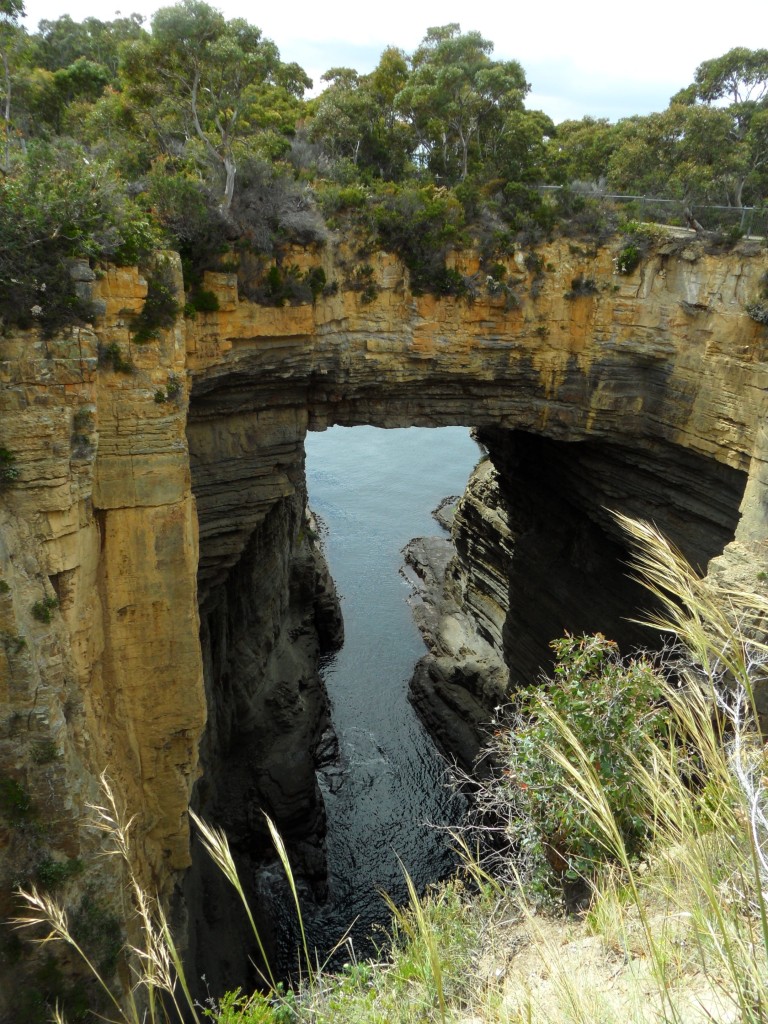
303,425 -> 482,958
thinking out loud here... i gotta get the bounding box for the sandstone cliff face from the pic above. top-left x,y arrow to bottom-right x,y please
0,259 -> 205,1013
0,233 -> 766,1009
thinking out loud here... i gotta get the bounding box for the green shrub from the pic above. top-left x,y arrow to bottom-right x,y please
433,267 -> 469,297
248,263 -> 328,307
205,986 -> 297,1023
305,266 -> 327,303
0,580 -> 9,595
144,161 -> 230,285
131,260 -> 180,342
0,142 -> 157,336
349,264 -> 378,304
31,740 -> 59,764
0,775 -> 33,825
484,634 -> 668,891
97,342 -> 133,373
154,373 -> 183,404
0,447 -> 19,489
564,274 -> 599,299
188,288 -> 220,314
616,243 -> 641,275
36,856 -> 83,891
31,596 -> 58,623
368,182 -> 468,295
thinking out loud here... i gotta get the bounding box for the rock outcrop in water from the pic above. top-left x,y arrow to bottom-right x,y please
0,233 -> 766,1009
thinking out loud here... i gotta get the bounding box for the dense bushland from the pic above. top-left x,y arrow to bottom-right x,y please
1,2 -> 766,335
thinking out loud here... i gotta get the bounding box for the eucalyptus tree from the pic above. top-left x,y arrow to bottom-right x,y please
308,67 -> 377,166
34,13 -> 147,77
607,104 -> 747,210
395,24 -> 529,181
120,0 -> 310,211
1,0 -> 24,170
548,116 -> 619,185
669,48 -> 768,207
307,48 -> 413,179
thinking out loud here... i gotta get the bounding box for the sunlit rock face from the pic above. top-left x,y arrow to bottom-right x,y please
0,234 -> 765,1008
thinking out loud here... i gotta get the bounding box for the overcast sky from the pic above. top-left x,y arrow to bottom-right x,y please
19,0 -> 766,123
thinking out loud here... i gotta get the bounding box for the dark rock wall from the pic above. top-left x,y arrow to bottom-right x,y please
479,428 -> 747,686
181,464 -> 342,996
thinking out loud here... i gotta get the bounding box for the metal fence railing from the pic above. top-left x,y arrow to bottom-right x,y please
535,185 -> 768,238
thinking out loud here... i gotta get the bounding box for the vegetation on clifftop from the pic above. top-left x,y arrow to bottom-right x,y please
1,1 -> 766,333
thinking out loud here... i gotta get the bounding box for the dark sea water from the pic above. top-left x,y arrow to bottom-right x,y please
303,425 -> 482,959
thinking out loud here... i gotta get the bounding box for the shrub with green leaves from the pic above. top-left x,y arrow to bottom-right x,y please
0,142 -> 159,336
317,180 -> 469,296
0,448 -> 19,489
486,634 -> 668,890
564,274 -> 599,299
367,183 -> 468,295
97,342 -> 133,373
0,775 -> 33,826
616,243 -> 641,275
187,288 -> 220,314
131,260 -> 180,342
31,596 -> 59,623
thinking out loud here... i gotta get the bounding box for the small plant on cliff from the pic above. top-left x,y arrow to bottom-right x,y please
349,264 -> 378,304
131,261 -> 180,343
154,373 -> 184,405
97,342 -> 133,374
615,243 -> 641,275
745,271 -> 768,325
35,856 -> 84,891
245,263 -> 331,307
31,740 -> 59,765
0,447 -> 19,489
564,274 -> 599,299
187,288 -> 221,314
0,775 -> 33,826
31,596 -> 59,624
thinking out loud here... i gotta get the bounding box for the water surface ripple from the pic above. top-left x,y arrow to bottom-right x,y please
303,425 -> 481,959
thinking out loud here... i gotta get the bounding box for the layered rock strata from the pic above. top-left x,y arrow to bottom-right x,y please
0,233 -> 766,1009
406,466 -> 510,770
183,492 -> 342,996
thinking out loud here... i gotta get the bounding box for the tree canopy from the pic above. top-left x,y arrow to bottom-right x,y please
120,0 -> 309,209
0,4 -> 767,336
